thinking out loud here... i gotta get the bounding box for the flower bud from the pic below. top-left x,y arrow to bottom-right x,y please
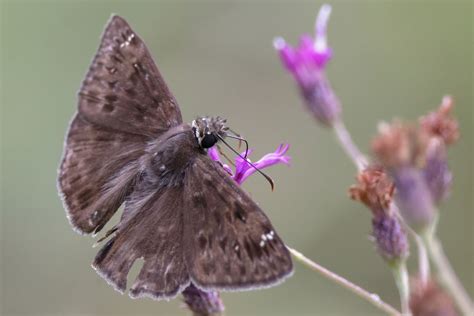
392,167 -> 435,229
372,213 -> 409,263
182,284 -> 224,316
423,138 -> 452,204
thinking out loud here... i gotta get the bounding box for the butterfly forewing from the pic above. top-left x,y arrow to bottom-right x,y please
60,15 -> 183,234
59,114 -> 145,234
183,155 -> 293,290
78,15 -> 182,137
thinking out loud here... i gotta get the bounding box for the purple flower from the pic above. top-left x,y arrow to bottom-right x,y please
209,144 -> 291,185
208,146 -> 234,176
274,4 -> 341,125
423,138 -> 452,204
372,213 -> 409,263
392,167 -> 435,230
274,4 -> 332,73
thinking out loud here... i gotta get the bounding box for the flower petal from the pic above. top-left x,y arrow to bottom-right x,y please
207,146 -> 233,176
234,144 -> 291,184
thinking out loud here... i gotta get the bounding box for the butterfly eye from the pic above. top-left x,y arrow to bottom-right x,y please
201,133 -> 218,149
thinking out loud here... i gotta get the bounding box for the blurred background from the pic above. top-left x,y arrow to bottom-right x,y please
1,1 -> 472,315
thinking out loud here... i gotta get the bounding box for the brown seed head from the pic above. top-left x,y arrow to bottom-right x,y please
420,96 -> 459,146
349,165 -> 395,215
372,121 -> 430,169
410,277 -> 458,316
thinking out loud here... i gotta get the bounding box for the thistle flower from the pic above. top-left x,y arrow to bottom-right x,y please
274,4 -> 341,126
372,122 -> 435,229
208,144 -> 291,185
409,277 -> 458,316
372,121 -> 430,169
182,284 -> 225,316
419,96 -> 459,204
350,166 -> 409,263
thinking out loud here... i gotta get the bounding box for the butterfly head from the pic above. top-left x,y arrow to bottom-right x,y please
192,116 -> 229,149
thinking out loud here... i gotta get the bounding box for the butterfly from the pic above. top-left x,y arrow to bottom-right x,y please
58,15 -> 293,300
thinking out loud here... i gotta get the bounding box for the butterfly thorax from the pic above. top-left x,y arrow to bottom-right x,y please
191,116 -> 228,149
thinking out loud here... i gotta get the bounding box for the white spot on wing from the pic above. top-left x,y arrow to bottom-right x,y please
164,263 -> 173,275
120,33 -> 135,48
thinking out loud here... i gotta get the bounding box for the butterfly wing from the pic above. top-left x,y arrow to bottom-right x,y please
183,155 -> 293,290
92,129 -> 198,299
92,186 -> 190,299
90,129 -> 292,298
58,114 -> 145,234
78,15 -> 182,137
59,15 -> 183,233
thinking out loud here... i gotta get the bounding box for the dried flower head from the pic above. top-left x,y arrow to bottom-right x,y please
349,165 -> 395,214
420,96 -> 459,146
182,284 -> 225,316
350,166 -> 408,263
410,278 -> 458,316
274,4 -> 341,126
372,121 -> 430,169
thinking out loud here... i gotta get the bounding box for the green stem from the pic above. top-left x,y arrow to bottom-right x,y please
288,247 -> 401,316
394,208 -> 430,286
391,261 -> 411,316
421,229 -> 474,315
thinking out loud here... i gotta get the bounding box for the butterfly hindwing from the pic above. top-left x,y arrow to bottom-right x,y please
183,155 -> 293,290
92,186 -> 190,299
58,114 -> 145,234
78,15 -> 182,137
91,129 -> 199,299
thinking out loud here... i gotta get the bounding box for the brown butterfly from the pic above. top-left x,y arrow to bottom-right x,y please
58,15 -> 293,300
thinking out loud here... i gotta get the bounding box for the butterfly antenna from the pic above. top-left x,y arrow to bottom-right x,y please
228,128 -> 243,149
217,135 -> 275,191
224,133 -> 249,159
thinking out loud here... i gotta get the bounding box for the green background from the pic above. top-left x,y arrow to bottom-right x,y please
1,1 -> 472,315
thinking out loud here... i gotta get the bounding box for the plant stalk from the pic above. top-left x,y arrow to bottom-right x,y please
391,261 -> 411,316
332,118 -> 368,171
288,247 -> 401,316
421,228 -> 474,315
